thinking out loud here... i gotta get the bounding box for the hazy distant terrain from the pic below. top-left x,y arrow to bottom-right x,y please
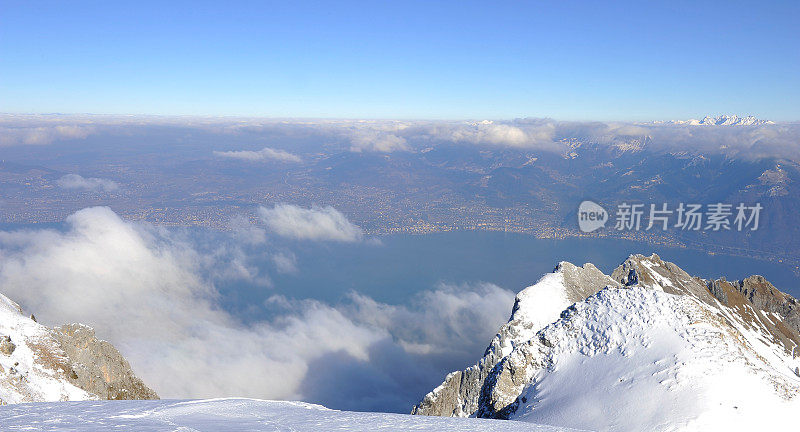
2,116 -> 799,269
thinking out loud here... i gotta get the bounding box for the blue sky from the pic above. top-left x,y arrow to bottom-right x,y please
1,0 -> 798,120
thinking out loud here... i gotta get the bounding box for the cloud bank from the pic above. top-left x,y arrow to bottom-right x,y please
0,207 -> 515,412
349,130 -> 409,153
56,174 -> 119,192
423,119 -> 559,150
258,204 -> 364,242
213,147 -> 301,162
0,122 -> 96,146
3,114 -> 800,160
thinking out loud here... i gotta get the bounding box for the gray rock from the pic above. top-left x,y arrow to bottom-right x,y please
734,275 -> 800,334
0,336 -> 15,355
51,324 -> 158,400
610,254 -> 715,303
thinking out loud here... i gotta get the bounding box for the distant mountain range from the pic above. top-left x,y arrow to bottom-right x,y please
414,254 -> 800,430
3,116 -> 799,273
656,115 -> 775,126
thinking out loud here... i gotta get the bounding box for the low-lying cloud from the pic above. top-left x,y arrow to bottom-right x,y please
0,123 -> 96,146
213,147 -> 301,162
56,174 -> 119,192
424,119 -> 560,150
258,204 -> 364,242
349,130 -> 409,153
3,114 -> 800,160
0,207 -> 515,412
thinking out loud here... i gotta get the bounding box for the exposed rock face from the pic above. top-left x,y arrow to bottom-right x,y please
0,291 -> 158,404
705,276 -> 800,357
610,253 -> 715,302
732,276 -> 800,334
52,324 -> 158,400
413,254 -> 800,427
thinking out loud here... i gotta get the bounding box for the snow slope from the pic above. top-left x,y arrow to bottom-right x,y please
0,398 -> 582,432
511,286 -> 800,431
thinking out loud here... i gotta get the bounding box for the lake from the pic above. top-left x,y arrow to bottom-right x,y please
226,230 -> 799,319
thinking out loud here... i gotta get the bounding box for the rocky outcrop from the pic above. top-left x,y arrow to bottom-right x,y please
0,337 -> 14,356
610,253 -> 716,303
705,276 -> 800,358
732,276 -> 800,334
0,292 -> 158,404
52,324 -> 158,400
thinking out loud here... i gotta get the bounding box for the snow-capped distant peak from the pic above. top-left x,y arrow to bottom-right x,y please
697,115 -> 774,125
657,115 -> 775,126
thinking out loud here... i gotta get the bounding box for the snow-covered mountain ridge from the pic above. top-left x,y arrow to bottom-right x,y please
0,291 -> 157,404
655,115 -> 775,126
413,254 -> 800,431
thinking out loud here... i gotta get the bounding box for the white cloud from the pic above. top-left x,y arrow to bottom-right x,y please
349,131 -> 409,153
0,207 -> 515,412
258,204 -> 364,242
213,147 -> 301,162
207,244 -> 272,288
227,216 -> 268,245
0,124 -> 96,146
453,122 -> 550,147
0,207 -> 366,399
345,282 -> 516,356
422,119 -> 561,150
56,174 -> 119,192
271,252 -> 298,274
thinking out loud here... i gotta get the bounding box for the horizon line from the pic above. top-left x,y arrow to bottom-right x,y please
1,112 -> 796,124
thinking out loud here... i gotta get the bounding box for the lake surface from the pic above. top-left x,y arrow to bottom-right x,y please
232,230 -> 799,316
1,221 -> 795,315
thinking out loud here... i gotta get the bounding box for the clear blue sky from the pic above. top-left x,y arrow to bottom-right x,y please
1,0 -> 798,120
